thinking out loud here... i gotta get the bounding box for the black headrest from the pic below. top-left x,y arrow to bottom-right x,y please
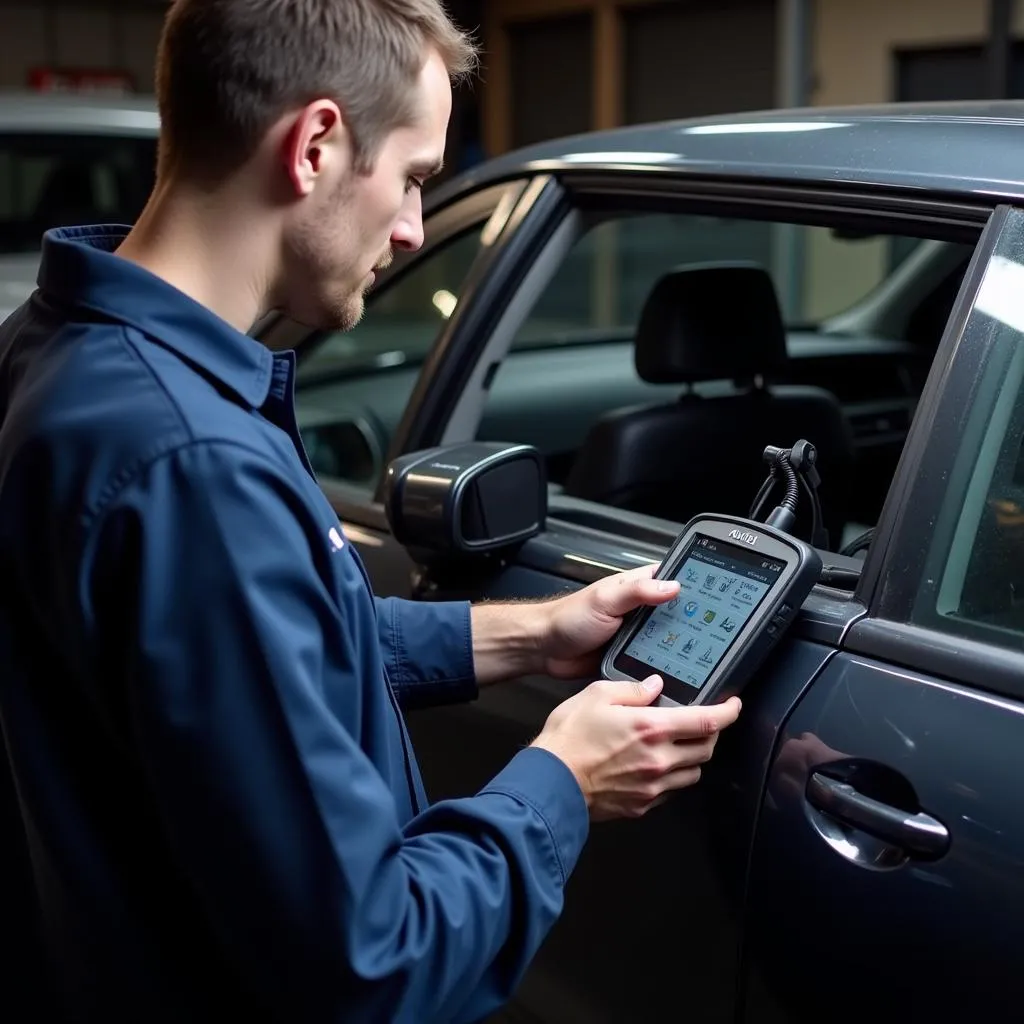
634,262 -> 788,385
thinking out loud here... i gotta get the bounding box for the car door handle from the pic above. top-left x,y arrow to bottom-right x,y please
806,772 -> 950,859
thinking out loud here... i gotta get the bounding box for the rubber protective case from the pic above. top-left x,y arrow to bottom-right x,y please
599,513 -> 822,706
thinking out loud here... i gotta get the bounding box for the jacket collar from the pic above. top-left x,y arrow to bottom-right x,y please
37,225 -> 274,407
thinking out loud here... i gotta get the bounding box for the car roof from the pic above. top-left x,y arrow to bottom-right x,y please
3,94 -> 1023,201
430,100 -> 1024,209
0,91 -> 159,136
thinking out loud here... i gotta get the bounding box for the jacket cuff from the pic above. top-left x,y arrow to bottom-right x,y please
376,596 -> 477,709
481,746 -> 590,886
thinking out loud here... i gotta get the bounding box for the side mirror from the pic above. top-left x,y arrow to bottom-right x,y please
384,441 -> 547,557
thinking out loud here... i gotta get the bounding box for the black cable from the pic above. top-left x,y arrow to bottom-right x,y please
839,528 -> 874,558
797,468 -> 828,549
765,452 -> 799,534
818,565 -> 861,588
749,469 -> 777,522
776,452 -> 799,513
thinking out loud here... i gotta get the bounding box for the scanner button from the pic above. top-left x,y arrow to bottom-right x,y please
779,604 -> 793,617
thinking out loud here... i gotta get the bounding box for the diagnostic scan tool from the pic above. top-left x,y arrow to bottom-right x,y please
601,514 -> 821,706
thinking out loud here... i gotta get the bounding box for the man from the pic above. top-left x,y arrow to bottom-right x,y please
0,2 -> 741,1022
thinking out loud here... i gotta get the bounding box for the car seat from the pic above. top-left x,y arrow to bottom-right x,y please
562,261 -> 854,548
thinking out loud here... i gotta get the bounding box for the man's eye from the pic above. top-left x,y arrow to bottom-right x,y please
405,178 -> 423,194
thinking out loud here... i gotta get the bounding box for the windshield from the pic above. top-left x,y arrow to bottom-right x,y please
0,132 -> 157,254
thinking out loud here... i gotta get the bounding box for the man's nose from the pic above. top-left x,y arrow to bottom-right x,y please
391,214 -> 424,253
392,191 -> 425,252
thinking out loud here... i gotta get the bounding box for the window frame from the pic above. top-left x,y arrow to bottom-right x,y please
413,176 -> 990,537
845,203 -> 1024,701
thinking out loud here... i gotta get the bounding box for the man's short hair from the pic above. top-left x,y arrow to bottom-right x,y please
155,0 -> 479,179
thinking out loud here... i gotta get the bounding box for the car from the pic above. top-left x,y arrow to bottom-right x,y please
249,99 -> 1024,1023
0,92 -> 158,320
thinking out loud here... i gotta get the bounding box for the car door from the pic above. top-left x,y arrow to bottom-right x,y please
740,204 -> 1024,1023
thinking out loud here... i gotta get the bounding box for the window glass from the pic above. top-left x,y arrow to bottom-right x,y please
0,133 -> 156,254
509,212 -> 963,349
475,210 -> 971,549
296,226 -> 484,385
295,225 -> 487,489
913,220 -> 1024,643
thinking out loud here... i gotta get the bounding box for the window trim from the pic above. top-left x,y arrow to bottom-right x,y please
845,204 -> 1024,700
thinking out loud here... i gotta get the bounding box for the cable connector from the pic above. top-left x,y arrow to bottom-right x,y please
750,439 -> 828,546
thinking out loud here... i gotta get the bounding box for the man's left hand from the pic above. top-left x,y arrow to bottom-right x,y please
539,564 -> 680,680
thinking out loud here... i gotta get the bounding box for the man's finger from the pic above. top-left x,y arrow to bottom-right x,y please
596,569 -> 679,616
656,764 -> 704,794
660,696 -> 742,740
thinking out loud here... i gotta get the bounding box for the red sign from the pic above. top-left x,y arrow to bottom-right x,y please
27,67 -> 135,95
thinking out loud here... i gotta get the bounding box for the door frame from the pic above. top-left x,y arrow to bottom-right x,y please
846,203 -> 1024,701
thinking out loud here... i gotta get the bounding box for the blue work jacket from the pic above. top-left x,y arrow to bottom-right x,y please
0,227 -> 588,1023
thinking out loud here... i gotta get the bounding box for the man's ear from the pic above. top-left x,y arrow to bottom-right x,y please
281,100 -> 347,197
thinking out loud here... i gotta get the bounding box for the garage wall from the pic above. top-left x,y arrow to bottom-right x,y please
806,0 -> 1014,321
0,2 -> 165,93
812,0 -> 994,105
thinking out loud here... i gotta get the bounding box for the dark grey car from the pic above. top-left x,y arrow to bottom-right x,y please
253,101 -> 1024,1023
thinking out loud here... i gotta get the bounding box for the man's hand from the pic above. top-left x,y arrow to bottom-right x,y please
468,564 -> 676,686
539,564 -> 679,679
532,675 -> 742,821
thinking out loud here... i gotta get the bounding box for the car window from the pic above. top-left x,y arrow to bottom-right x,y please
473,209 -> 971,552
912,225 -> 1024,644
295,224 -> 487,489
0,133 -> 156,253
296,226 -> 485,385
510,212 -> 962,349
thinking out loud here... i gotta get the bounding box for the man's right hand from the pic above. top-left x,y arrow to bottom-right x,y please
531,676 -> 742,822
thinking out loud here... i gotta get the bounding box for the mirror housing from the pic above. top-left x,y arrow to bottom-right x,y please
384,441 -> 547,557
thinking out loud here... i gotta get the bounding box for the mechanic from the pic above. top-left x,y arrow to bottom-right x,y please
0,2 -> 741,1022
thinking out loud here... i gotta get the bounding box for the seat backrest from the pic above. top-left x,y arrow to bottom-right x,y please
563,262 -> 855,547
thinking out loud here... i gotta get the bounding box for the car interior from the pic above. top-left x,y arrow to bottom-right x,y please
292,197 -> 978,561
558,261 -> 855,549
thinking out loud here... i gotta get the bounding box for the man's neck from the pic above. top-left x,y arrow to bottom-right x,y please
115,180 -> 271,334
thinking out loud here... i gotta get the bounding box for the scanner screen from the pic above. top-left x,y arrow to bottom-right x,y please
622,535 -> 786,690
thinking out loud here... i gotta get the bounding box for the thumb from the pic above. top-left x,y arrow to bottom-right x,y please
601,674 -> 663,706
596,572 -> 680,618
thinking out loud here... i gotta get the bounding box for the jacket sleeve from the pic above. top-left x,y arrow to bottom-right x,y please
85,439 -> 589,1024
373,594 -> 479,709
